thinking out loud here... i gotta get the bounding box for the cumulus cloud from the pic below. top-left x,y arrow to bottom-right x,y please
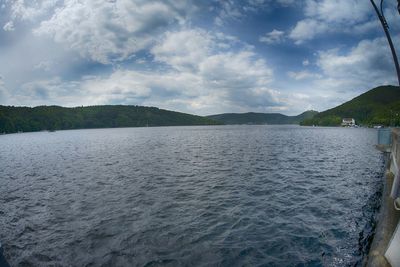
302,36 -> 400,108
83,29 -> 278,113
281,35 -> 400,112
5,29 -> 284,114
288,0 -> 388,43
151,29 -> 214,72
289,19 -> 329,44
7,0 -> 59,22
304,0 -> 370,24
80,71 -> 153,104
317,37 -> 397,83
33,0 -> 195,64
0,1 -> 292,113
198,51 -> 277,109
150,29 -> 279,112
3,21 -> 15,31
3,0 -> 395,116
259,29 -> 285,44
214,0 -> 244,26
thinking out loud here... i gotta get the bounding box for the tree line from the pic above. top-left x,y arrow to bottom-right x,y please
0,105 -> 221,134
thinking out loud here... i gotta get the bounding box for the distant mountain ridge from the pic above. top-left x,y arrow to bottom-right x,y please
301,85 -> 400,126
4,85 -> 396,133
0,105 -> 221,134
207,110 -> 318,125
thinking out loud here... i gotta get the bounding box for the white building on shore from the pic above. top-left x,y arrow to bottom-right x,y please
341,118 -> 355,127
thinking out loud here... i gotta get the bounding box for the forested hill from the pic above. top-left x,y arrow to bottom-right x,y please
0,105 -> 221,134
300,85 -> 400,126
207,110 -> 318,125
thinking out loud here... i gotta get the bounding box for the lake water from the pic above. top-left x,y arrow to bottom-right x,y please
0,125 -> 385,267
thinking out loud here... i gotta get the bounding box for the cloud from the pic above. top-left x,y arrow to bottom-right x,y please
0,76 -> 8,101
281,35 -> 400,112
80,71 -> 153,104
288,0 -> 389,43
317,37 -> 397,83
151,29 -> 214,72
33,60 -> 53,71
3,0 -> 395,117
198,51 -> 278,109
289,19 -> 329,44
32,0 -> 195,64
1,77 -> 82,106
3,21 -> 15,31
304,0 -> 370,24
3,29 -> 284,114
288,70 -> 322,80
214,0 -> 244,26
150,29 -> 279,112
259,29 -> 285,44
302,59 -> 310,66
300,35 -> 400,109
7,0 -> 59,22
97,29 -> 278,113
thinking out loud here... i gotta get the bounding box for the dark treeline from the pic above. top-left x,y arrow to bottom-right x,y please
0,105 -> 221,134
207,110 -> 318,125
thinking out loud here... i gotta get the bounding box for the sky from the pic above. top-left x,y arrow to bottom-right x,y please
0,0 -> 399,116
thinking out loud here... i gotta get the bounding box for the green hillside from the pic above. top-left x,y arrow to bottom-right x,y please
301,85 -> 400,126
0,105 -> 221,134
207,110 -> 318,125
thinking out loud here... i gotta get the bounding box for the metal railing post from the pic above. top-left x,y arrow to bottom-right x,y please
370,0 -> 400,86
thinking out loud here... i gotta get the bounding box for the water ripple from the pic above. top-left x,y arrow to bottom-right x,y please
0,125 -> 384,266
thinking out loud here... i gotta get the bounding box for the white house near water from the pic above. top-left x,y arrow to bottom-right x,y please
341,118 -> 355,127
